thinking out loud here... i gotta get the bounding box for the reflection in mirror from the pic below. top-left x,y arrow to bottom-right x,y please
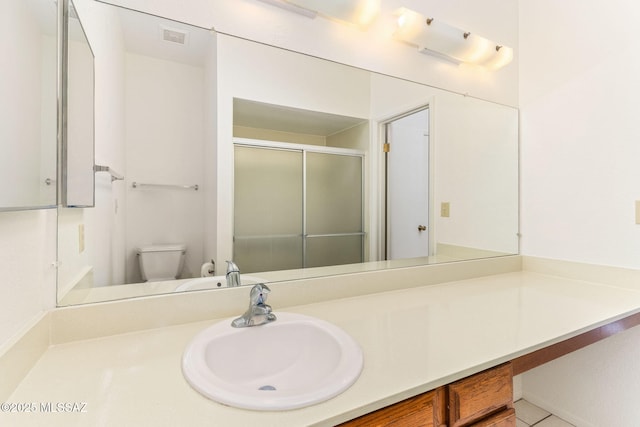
62,0 -> 95,207
385,107 -> 431,260
0,0 -> 57,210
58,2 -> 215,305
233,140 -> 365,273
57,2 -> 518,306
232,99 -> 368,273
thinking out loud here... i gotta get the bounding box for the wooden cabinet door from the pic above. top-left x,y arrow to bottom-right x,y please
469,408 -> 516,427
448,363 -> 513,427
341,363 -> 513,427
339,387 -> 446,427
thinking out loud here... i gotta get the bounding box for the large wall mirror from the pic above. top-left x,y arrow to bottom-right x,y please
0,0 -> 58,211
57,1 -> 518,306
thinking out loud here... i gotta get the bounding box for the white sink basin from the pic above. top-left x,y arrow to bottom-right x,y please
182,312 -> 363,410
175,275 -> 265,291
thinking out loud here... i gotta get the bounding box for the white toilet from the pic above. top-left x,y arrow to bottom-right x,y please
136,244 -> 186,282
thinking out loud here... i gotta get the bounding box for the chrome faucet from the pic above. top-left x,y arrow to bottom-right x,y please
231,284 -> 277,328
225,260 -> 241,287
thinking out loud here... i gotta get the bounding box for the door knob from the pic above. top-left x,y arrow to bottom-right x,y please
418,225 -> 427,232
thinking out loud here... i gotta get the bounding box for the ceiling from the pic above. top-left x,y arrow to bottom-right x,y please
233,98 -> 366,136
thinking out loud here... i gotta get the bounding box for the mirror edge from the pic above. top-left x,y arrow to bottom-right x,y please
59,0 -> 97,208
57,0 -> 67,208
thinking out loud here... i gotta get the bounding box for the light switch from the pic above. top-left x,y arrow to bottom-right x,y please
441,202 -> 450,218
636,201 -> 640,225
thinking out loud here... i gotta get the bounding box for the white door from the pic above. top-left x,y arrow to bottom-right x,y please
386,108 -> 430,260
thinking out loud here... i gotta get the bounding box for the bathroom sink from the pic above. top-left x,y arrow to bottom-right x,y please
175,275 -> 265,291
182,312 -> 363,410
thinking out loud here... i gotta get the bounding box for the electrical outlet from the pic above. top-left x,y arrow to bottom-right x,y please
636,201 -> 640,225
78,224 -> 85,253
441,202 -> 450,218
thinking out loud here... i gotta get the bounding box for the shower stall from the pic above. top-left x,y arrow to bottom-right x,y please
233,142 -> 364,273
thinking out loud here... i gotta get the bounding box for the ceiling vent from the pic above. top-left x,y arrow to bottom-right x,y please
161,27 -> 188,45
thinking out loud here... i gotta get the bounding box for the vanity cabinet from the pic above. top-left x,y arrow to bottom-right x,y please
340,363 -> 513,427
340,387 -> 446,427
448,363 -> 513,427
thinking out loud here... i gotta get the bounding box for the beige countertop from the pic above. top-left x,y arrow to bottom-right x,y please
4,267 -> 640,426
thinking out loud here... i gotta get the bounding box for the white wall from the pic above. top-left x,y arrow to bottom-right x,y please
0,2 -> 57,346
520,324 -> 640,427
0,210 -> 56,348
520,1 -> 640,269
57,208 -> 92,294
102,0 -> 519,107
434,94 -> 519,253
519,1 -> 640,425
124,53 -> 205,282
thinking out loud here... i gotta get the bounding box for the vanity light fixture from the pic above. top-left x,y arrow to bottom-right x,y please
258,0 -> 381,28
393,7 -> 513,70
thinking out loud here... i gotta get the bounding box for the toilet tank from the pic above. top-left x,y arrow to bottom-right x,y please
137,244 -> 186,282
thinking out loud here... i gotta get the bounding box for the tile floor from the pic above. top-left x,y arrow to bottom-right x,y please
515,399 -> 575,427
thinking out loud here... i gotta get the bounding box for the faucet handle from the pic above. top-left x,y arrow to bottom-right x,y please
231,284 -> 276,328
250,284 -> 270,306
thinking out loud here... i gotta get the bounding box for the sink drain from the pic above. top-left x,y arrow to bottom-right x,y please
259,385 -> 276,391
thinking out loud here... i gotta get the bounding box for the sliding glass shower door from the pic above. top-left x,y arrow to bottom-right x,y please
234,143 -> 363,273
305,152 -> 363,268
233,146 -> 304,273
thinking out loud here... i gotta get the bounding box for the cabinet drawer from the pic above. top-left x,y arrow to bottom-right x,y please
448,363 -> 513,427
339,387 -> 446,427
470,408 -> 516,427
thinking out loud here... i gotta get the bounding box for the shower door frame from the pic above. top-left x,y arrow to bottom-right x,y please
232,137 -> 366,270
